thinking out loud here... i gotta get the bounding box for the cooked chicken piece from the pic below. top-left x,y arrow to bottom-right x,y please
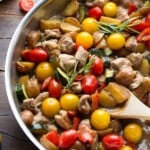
78,119 -> 97,148
78,119 -> 91,129
93,32 -> 105,45
130,72 -> 144,89
27,31 -> 42,48
78,95 -> 91,115
125,36 -> 138,52
111,58 -> 136,87
111,58 -> 132,71
58,35 -> 75,54
116,6 -> 129,21
75,46 -> 89,67
133,77 -> 150,100
33,111 -> 49,124
55,110 -> 71,130
36,39 -> 58,51
134,0 -> 145,7
86,0 -> 108,7
22,92 -> 49,113
58,54 -> 76,73
44,29 -> 61,39
115,69 -> 136,87
96,38 -> 107,49
26,76 -> 40,98
120,0 -> 130,8
21,98 -> 38,113
127,53 -> 144,69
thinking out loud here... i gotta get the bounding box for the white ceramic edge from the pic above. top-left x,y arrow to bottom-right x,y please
5,1 -> 46,150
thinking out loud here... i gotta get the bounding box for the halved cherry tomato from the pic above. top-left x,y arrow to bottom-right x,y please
132,21 -> 150,32
19,0 -> 34,12
59,129 -> 78,149
48,78 -> 62,98
102,134 -> 124,150
21,48 -> 49,63
128,3 -> 137,15
46,130 -> 59,146
72,117 -> 80,130
137,27 -> 150,42
88,6 -> 103,20
91,56 -> 104,75
91,91 -> 99,111
78,125 -> 96,144
81,74 -> 98,94
40,77 -> 51,92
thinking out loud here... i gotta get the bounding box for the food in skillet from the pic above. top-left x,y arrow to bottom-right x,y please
16,0 -> 150,149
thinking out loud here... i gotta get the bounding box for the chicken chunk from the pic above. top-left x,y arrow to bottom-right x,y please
125,36 -> 138,52
116,6 -> 129,21
58,35 -> 75,54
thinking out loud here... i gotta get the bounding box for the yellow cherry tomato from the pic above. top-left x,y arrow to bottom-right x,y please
60,94 -> 80,111
42,97 -> 60,118
76,32 -> 94,49
107,33 -> 125,50
123,123 -> 142,144
103,2 -> 117,17
91,109 -> 110,130
82,17 -> 99,34
35,62 -> 54,81
120,145 -> 133,150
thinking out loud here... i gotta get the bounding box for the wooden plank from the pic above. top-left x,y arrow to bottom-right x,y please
0,115 -> 37,150
0,72 -> 12,114
0,39 -> 10,69
0,14 -> 22,38
0,0 -> 24,16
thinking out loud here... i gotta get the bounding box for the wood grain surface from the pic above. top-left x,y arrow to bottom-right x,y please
0,0 -> 37,149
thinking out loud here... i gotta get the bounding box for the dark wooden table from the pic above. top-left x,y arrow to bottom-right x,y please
0,0 -> 37,149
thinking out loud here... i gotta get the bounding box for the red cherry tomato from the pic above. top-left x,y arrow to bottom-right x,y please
128,3 -> 137,15
46,130 -> 59,146
19,0 -> 34,12
146,13 -> 150,23
82,74 -> 98,94
48,78 -> 62,98
40,77 -> 51,92
59,129 -> 78,149
78,125 -> 96,144
91,56 -> 104,75
21,48 -> 49,63
132,21 -> 150,32
88,6 -> 103,20
102,134 -> 124,150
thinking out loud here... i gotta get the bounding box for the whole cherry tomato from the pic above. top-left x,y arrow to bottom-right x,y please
88,6 -> 102,20
48,78 -> 62,98
46,130 -> 59,146
91,56 -> 104,75
102,134 -> 124,150
82,74 -> 98,94
59,129 -> 78,149
21,48 -> 49,63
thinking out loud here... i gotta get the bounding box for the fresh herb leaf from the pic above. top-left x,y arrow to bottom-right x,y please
89,48 -> 103,57
56,59 -> 94,89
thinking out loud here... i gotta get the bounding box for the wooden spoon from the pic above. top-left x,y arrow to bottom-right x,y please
106,90 -> 150,120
